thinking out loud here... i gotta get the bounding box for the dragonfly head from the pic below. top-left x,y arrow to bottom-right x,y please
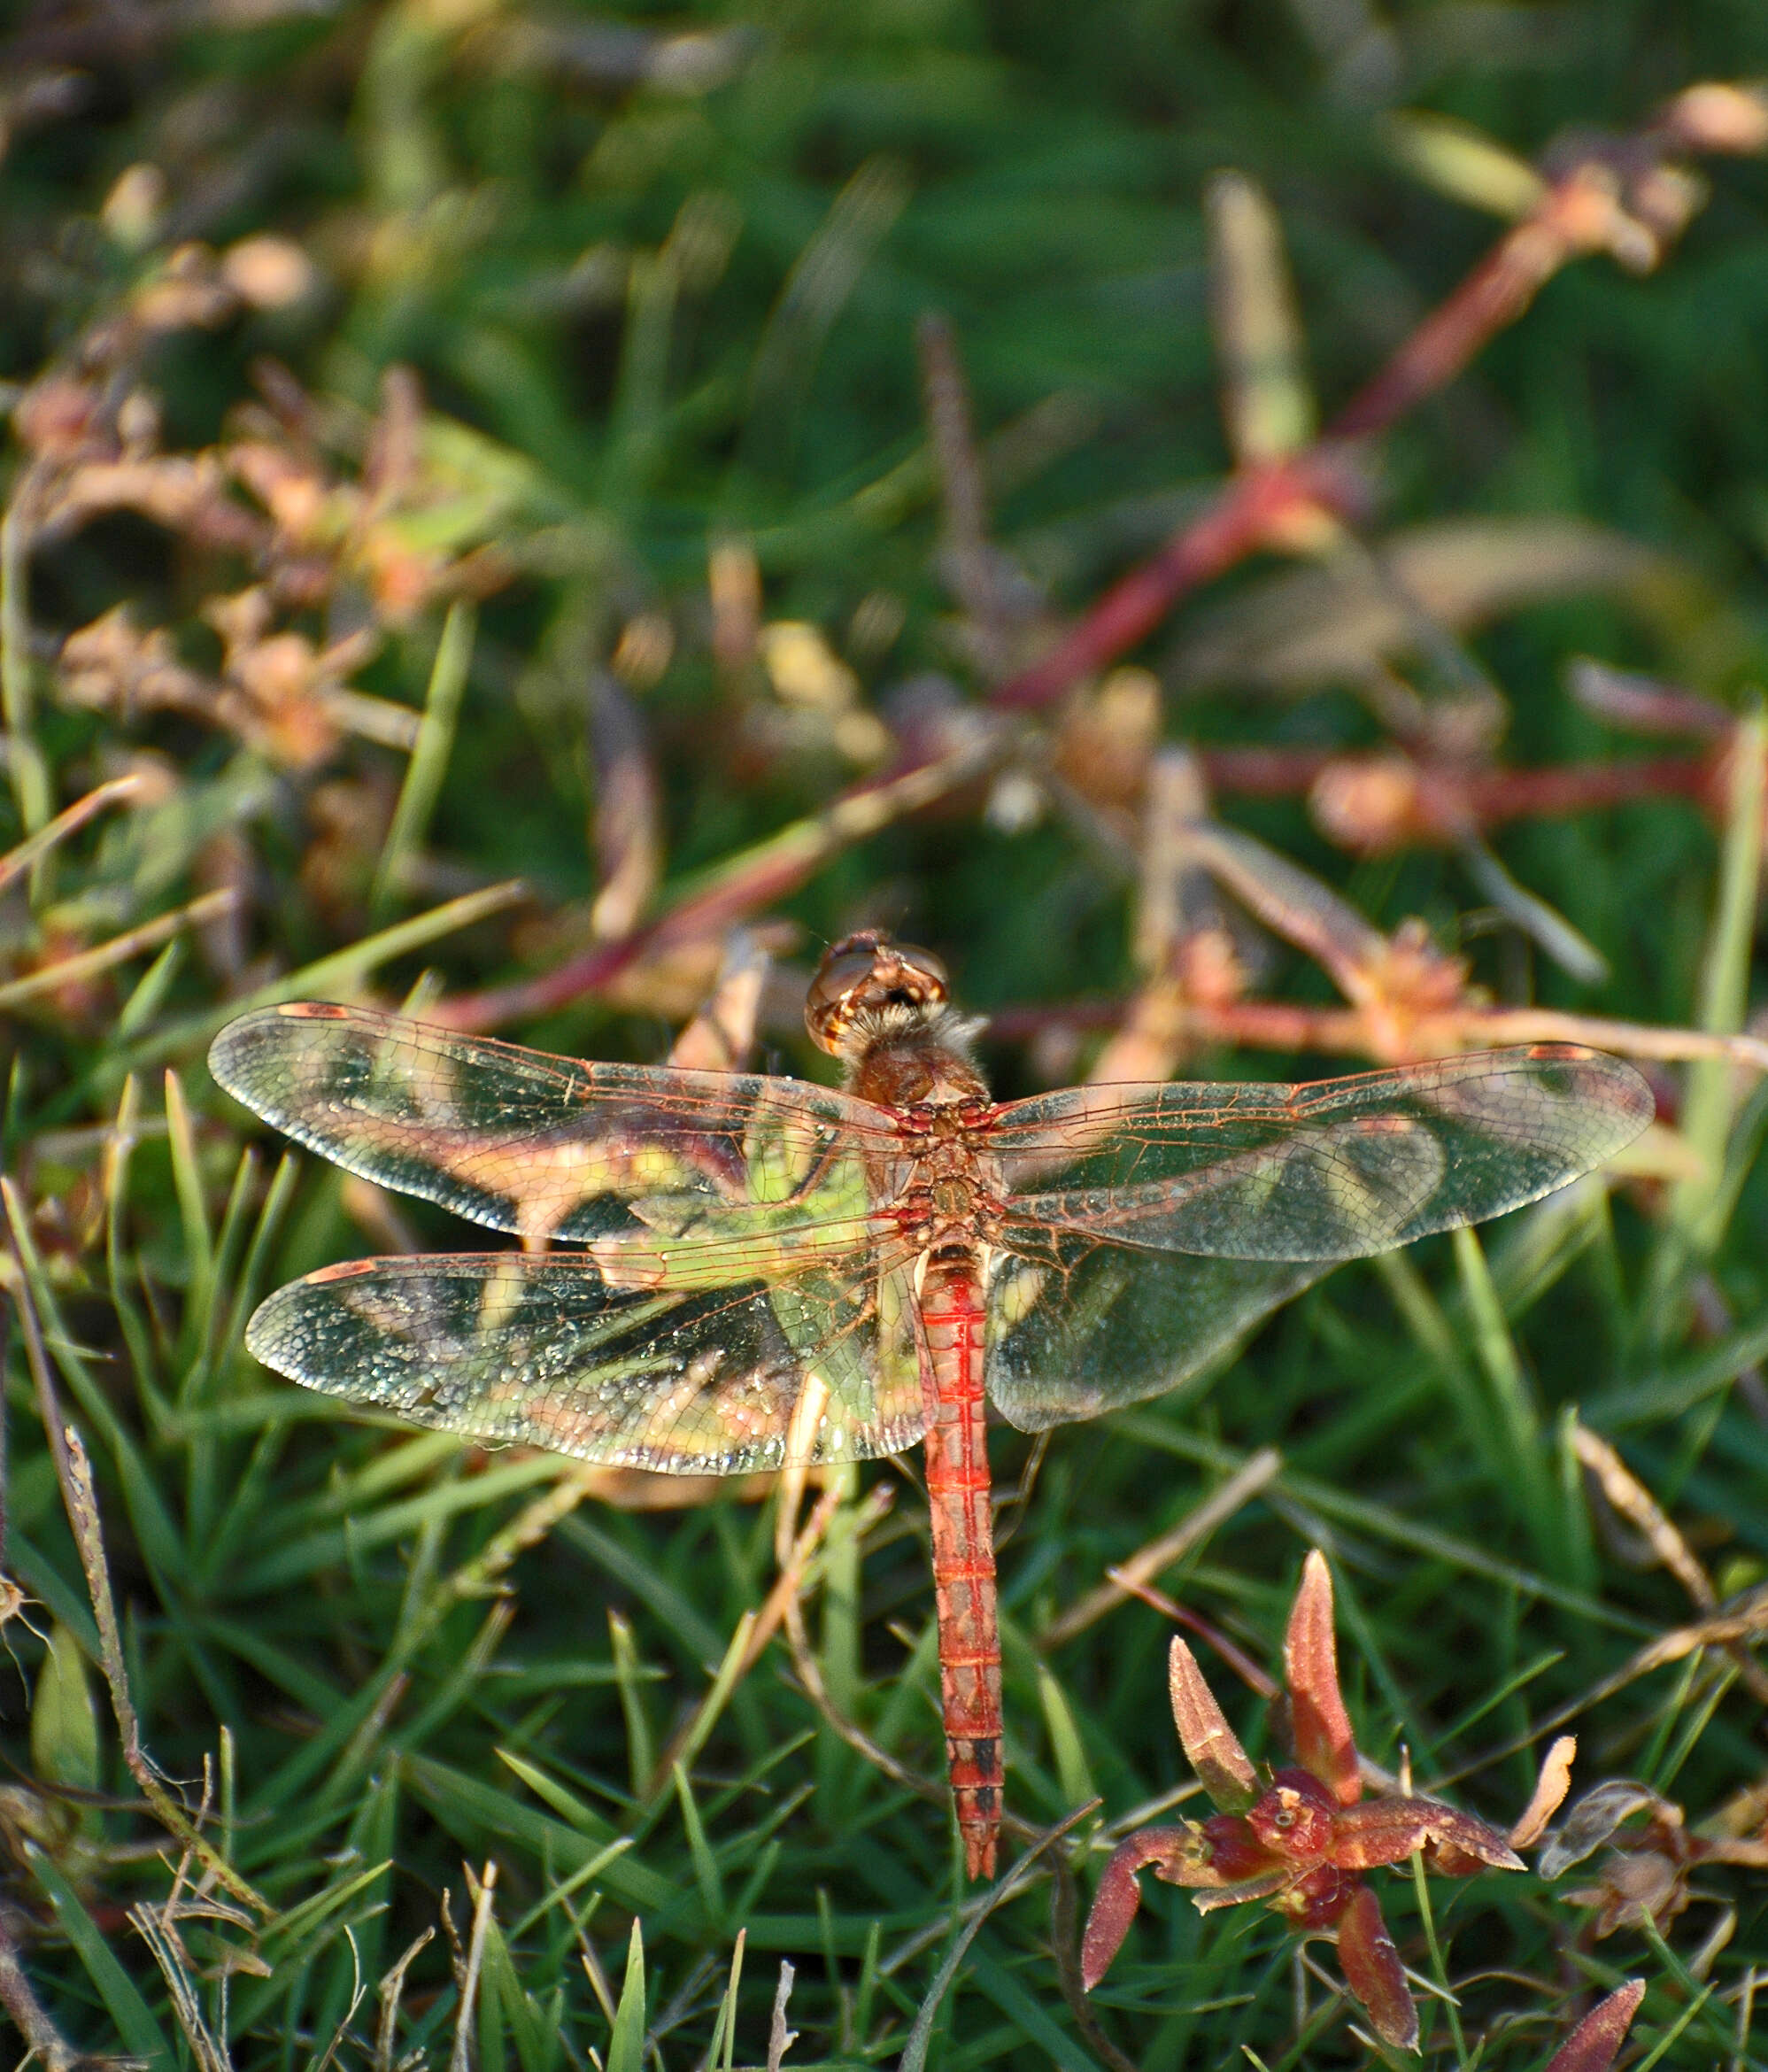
806,932 -> 951,1058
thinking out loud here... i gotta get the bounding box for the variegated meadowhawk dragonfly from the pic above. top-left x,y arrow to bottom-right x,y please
211,932 -> 1651,1878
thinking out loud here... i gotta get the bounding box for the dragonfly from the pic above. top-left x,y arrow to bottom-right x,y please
210,932 -> 1652,1879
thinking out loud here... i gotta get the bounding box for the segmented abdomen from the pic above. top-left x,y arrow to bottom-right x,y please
919,1246 -> 1002,1880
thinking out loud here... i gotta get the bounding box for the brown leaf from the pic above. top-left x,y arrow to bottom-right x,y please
1284,1551 -> 1359,1807
1168,1639 -> 1259,1812
1542,1979 -> 1646,2072
668,935 -> 768,1073
1335,1882 -> 1417,2053
588,669 -> 661,942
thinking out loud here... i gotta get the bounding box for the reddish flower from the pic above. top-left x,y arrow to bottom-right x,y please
1081,1550 -> 1525,2053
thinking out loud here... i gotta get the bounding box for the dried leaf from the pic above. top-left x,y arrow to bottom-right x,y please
1542,1979 -> 1647,2072
1511,1736 -> 1578,1850
1539,1781 -> 1668,1879
666,935 -> 768,1074
1168,1639 -> 1259,1812
1385,110 -> 1548,221
1184,816 -> 1385,977
1170,519 -> 1675,697
1206,171 -> 1315,466
1284,1551 -> 1359,1807
1335,1882 -> 1417,2053
588,669 -> 661,942
766,1960 -> 797,2072
1572,1422 -> 1714,1609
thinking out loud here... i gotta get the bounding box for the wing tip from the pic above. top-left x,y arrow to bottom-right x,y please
242,1285 -> 301,1380
209,1001 -> 320,1097
1471,1043 -> 1656,1154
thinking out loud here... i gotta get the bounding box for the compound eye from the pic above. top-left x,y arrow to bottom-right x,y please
805,946 -> 886,1053
892,945 -> 949,998
806,947 -> 883,1022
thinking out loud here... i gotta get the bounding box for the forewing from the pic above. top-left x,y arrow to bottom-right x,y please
985,1238 -> 1326,1432
245,1241 -> 929,1473
210,1002 -> 900,1242
990,1046 -> 1651,1262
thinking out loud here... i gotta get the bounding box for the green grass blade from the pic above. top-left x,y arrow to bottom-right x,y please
605,1920 -> 646,2072
372,600 -> 475,918
25,1842 -> 173,2068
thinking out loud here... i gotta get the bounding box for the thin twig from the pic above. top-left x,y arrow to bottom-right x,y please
1101,1573 -> 1279,1702
645,1477 -> 850,1798
0,1907 -> 89,2072
1198,744 -> 1716,830
451,1862 -> 498,2072
0,886 -> 241,1011
1048,1845 -> 1141,2072
442,734 -> 999,1032
1446,1585 -> 1768,1785
896,1804 -> 1099,2072
994,992 -> 1768,1073
917,313 -> 1012,676
1039,1448 -> 1283,1650
0,772 -> 147,896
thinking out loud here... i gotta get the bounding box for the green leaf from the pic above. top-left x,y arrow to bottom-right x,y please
31,1620 -> 99,1796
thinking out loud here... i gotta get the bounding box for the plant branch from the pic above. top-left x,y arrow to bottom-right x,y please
990,100 -> 1755,716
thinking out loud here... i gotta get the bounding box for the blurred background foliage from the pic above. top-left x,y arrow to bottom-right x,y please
5,0 -> 1768,2066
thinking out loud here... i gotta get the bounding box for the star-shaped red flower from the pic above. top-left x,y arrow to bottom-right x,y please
1081,1550 -> 1525,2052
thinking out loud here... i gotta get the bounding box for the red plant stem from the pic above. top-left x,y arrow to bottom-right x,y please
991,167 -> 1645,717
991,454 -> 1356,711
454,127 -> 1705,1033
1328,176 -> 1613,441
1460,757 -> 1714,819
993,993 -> 1768,1071
1198,748 -> 1717,822
441,738 -> 992,1032
1193,747 -> 1337,795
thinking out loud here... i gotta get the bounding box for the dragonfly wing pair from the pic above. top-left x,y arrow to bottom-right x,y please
211,1002 -> 927,1471
983,1045 -> 1653,1429
212,1006 -> 1652,1461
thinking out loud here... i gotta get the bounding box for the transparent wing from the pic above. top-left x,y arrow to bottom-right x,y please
210,1002 -> 904,1242
989,1046 -> 1651,1261
984,1241 -> 1327,1433
245,1237 -> 929,1474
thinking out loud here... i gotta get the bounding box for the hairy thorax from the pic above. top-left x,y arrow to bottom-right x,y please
846,1016 -> 1004,1257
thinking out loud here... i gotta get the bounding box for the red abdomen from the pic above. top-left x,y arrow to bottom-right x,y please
919,1248 -> 1002,1880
